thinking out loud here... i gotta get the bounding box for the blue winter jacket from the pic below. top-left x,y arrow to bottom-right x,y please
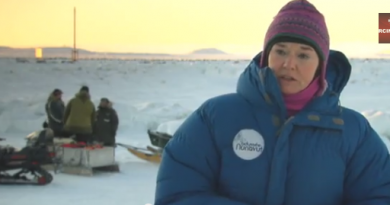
155,50 -> 390,205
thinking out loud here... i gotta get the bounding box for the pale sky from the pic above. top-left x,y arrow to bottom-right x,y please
1,0 -> 390,56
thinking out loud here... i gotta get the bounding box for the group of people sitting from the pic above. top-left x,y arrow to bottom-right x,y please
44,86 -> 119,146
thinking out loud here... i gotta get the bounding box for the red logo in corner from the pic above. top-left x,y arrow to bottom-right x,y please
379,13 -> 390,43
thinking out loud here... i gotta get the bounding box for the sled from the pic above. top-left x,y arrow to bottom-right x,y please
54,142 -> 120,176
0,129 -> 55,185
147,129 -> 172,149
116,143 -> 162,164
26,132 -> 120,176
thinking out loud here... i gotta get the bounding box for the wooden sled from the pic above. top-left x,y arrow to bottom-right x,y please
116,143 -> 162,164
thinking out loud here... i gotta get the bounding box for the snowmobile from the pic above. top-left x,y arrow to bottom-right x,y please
148,129 -> 172,149
116,129 -> 173,164
0,129 -> 55,185
26,131 -> 120,176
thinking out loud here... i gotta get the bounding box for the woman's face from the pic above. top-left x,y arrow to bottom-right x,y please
268,42 -> 320,94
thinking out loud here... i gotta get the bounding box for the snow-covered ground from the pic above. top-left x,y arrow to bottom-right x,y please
0,57 -> 389,204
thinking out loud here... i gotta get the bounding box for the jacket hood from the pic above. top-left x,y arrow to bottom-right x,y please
75,90 -> 90,102
76,90 -> 89,98
98,101 -> 113,110
325,50 -> 351,94
236,50 -> 351,116
47,94 -> 60,102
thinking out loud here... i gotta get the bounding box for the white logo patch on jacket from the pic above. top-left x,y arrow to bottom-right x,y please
232,129 -> 264,160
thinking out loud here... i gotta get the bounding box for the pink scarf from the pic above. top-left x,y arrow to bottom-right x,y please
283,77 -> 320,117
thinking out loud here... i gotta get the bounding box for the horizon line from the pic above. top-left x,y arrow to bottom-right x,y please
2,42 -> 390,58
0,45 -> 238,56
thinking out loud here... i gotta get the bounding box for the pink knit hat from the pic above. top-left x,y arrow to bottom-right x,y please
260,0 -> 330,89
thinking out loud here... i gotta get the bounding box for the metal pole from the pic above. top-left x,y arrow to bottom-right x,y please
73,7 -> 77,61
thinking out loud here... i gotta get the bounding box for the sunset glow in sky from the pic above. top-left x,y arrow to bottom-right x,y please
1,0 -> 390,55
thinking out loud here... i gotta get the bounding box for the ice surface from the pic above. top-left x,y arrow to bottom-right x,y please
0,57 -> 390,204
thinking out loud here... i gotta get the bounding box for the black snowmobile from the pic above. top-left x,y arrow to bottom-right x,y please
147,129 -> 172,149
0,129 -> 55,185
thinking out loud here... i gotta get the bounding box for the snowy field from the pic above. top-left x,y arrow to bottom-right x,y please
0,57 -> 390,204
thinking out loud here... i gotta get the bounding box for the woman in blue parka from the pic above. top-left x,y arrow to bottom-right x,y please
154,0 -> 390,205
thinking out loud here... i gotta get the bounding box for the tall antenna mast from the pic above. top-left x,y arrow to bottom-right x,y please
71,7 -> 77,62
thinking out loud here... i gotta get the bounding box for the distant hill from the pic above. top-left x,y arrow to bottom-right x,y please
190,48 -> 227,55
0,46 -> 11,50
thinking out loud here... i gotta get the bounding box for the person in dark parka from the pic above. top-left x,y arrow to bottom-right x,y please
45,89 -> 65,136
93,98 -> 119,146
